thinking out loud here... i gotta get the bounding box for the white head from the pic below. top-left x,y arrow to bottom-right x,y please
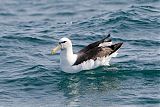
59,37 -> 72,49
51,37 -> 72,54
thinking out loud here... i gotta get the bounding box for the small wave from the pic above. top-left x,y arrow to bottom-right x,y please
1,65 -> 56,85
5,76 -> 46,87
74,5 -> 160,33
3,59 -> 24,65
2,36 -> 52,45
99,1 -> 128,5
106,8 -> 160,30
135,0 -> 160,4
131,5 -> 160,13
29,13 -> 44,17
114,38 -> 160,46
55,12 -> 76,16
129,39 -> 160,46
0,12 -> 16,16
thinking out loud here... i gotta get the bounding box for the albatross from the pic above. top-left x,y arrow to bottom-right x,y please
51,34 -> 123,73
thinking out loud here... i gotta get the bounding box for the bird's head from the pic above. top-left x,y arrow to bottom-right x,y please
51,37 -> 72,54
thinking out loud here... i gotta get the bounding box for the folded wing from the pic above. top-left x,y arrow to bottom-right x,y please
73,35 -> 123,66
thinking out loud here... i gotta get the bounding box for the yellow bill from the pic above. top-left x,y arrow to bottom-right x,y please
51,44 -> 61,54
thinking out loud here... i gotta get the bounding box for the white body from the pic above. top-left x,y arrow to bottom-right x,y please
60,50 -> 118,73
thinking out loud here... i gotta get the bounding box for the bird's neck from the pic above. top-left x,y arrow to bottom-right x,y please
60,46 -> 77,66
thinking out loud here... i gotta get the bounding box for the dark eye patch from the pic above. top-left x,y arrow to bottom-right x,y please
59,41 -> 67,44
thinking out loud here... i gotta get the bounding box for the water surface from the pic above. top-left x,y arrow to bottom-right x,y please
0,0 -> 160,107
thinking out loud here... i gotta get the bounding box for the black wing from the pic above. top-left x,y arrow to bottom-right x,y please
73,42 -> 123,66
77,34 -> 111,54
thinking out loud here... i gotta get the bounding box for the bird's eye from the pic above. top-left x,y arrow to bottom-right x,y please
59,41 -> 67,44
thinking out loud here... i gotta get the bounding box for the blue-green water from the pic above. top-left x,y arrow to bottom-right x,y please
0,0 -> 160,107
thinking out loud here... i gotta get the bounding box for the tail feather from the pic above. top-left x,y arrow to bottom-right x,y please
109,42 -> 123,55
99,34 -> 112,47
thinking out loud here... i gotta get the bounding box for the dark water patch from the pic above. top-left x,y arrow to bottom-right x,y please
130,97 -> 160,105
20,65 -> 47,72
0,12 -> 16,16
2,68 -> 59,87
3,59 -> 25,65
113,37 -> 160,47
2,36 -> 53,45
80,9 -> 97,13
99,1 -> 128,5
37,29 -> 52,34
107,11 -> 160,30
134,0 -> 160,4
29,13 -> 44,17
16,8 -> 26,13
55,12 -> 76,16
4,76 -> 47,88
129,39 -> 160,46
16,21 -> 51,30
1,55 -> 26,63
0,52 -> 7,56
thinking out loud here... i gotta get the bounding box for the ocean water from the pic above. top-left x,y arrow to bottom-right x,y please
0,0 -> 160,107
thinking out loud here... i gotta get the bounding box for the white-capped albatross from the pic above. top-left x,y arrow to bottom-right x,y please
51,34 -> 123,73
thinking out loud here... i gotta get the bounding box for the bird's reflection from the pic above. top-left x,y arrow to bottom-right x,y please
57,67 -> 120,107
